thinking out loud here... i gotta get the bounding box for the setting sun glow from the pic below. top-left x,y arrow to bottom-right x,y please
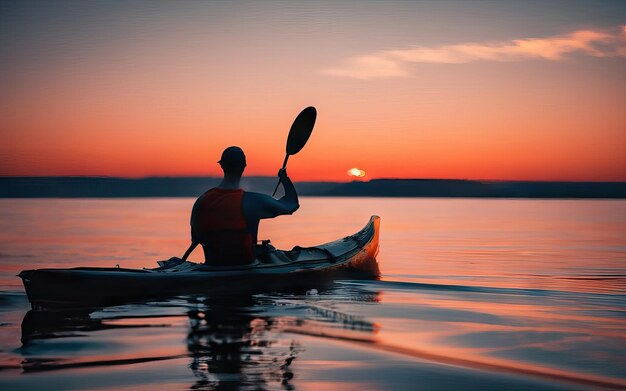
348,168 -> 366,178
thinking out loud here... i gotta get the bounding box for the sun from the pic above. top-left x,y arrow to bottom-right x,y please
347,168 -> 366,178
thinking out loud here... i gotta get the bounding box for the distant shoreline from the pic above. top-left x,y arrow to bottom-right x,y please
1,176 -> 625,199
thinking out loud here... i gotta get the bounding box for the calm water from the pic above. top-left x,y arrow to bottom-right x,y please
0,197 -> 624,390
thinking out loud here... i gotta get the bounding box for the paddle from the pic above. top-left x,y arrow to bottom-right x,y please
272,106 -> 317,197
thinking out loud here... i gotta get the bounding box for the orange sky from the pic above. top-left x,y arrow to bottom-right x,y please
1,2 -> 625,181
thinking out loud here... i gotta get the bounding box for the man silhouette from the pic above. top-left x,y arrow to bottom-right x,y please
182,146 -> 299,265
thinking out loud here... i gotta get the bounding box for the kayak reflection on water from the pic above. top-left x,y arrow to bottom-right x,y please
186,295 -> 302,390
184,146 -> 300,266
188,288 -> 380,389
18,285 -> 380,389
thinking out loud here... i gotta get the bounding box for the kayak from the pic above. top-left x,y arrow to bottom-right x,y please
19,216 -> 380,309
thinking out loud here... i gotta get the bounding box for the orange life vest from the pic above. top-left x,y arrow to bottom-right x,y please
191,188 -> 254,265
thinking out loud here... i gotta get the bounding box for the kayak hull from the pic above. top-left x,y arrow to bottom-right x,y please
19,216 -> 380,309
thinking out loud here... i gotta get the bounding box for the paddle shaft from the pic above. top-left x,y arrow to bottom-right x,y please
271,155 -> 289,197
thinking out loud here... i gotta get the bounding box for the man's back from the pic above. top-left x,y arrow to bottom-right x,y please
191,188 -> 254,265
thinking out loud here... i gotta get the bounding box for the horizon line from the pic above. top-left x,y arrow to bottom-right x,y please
1,175 -> 624,184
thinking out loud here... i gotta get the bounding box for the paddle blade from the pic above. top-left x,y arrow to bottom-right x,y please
286,106 -> 316,155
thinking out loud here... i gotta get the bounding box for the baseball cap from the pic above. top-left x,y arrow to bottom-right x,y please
218,146 -> 246,168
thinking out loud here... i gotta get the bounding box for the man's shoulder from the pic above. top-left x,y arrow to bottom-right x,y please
191,188 -> 216,211
195,188 -> 215,198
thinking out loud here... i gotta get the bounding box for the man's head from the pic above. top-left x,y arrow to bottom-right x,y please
218,146 -> 246,176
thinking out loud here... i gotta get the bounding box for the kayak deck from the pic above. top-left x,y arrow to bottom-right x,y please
19,216 -> 380,309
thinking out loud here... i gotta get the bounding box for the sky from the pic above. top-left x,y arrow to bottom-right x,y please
0,0 -> 625,181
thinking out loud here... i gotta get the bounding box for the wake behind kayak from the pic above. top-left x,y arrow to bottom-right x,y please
19,216 -> 380,309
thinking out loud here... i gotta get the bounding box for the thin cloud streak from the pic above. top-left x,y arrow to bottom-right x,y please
323,27 -> 626,79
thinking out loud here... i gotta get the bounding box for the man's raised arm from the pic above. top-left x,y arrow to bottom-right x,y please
243,169 -> 299,220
